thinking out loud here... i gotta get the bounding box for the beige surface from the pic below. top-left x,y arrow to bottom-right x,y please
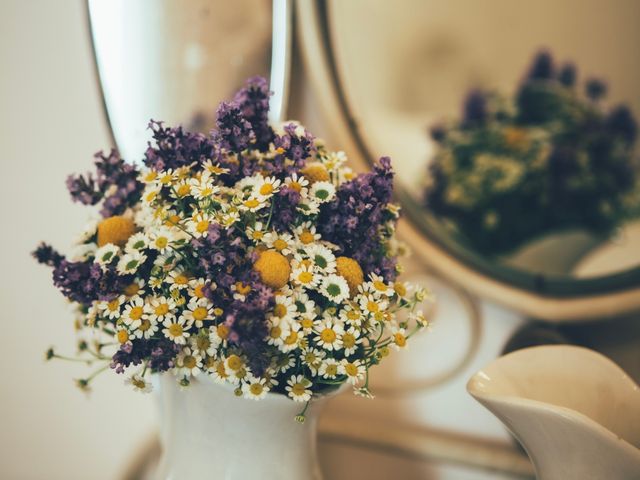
0,2 -> 156,479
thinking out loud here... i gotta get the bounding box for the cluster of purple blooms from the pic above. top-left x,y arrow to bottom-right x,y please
34,76 -> 401,378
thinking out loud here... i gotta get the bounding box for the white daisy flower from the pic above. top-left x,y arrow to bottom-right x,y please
157,169 -> 176,187
293,222 -> 321,246
339,359 -> 366,385
154,252 -> 179,273
166,269 -> 190,291
94,243 -> 120,267
115,327 -> 132,346
125,374 -> 153,393
309,181 -> 336,203
339,304 -> 364,327
171,179 -> 192,199
175,347 -> 202,377
183,297 -> 214,328
125,232 -> 149,253
319,274 -> 350,304
190,327 -> 220,357
74,218 -> 98,244
286,375 -> 312,402
71,243 -> 96,261
319,358 -> 340,379
163,315 -> 191,344
254,175 -> 281,198
231,281 -> 252,301
202,159 -> 230,176
121,296 -> 146,329
313,317 -> 344,351
188,211 -> 212,238
208,359 -> 231,384
117,250 -> 147,276
97,295 -> 125,320
321,150 -> 347,172
340,326 -> 362,357
242,376 -> 270,400
272,293 -> 297,321
123,278 -> 146,298
291,261 -> 319,289
284,173 -> 310,197
367,273 -> 395,297
300,348 -> 325,376
358,293 -> 389,321
148,228 -> 175,254
304,244 -> 336,273
280,326 -> 302,353
263,231 -> 294,256
240,195 -> 268,213
146,296 -> 176,323
190,173 -> 220,200
297,198 -> 321,216
409,310 -> 430,327
390,326 -> 408,350
246,221 -> 266,243
266,316 -> 291,348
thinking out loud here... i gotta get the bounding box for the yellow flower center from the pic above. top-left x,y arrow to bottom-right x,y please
252,230 -> 264,240
373,280 -> 387,292
192,307 -> 208,321
299,230 -> 314,244
117,330 -> 129,344
124,283 -> 140,297
301,317 -> 313,329
289,181 -> 302,193
347,310 -> 360,321
325,364 -> 338,376
394,333 -> 407,347
367,301 -> 379,313
393,282 -> 407,297
197,337 -> 211,351
132,378 -> 146,389
269,326 -> 282,339
273,239 -> 288,251
344,363 -> 358,377
227,355 -> 243,371
174,274 -> 188,286
320,328 -> 336,343
194,284 -> 205,298
160,174 -> 173,184
300,163 -> 329,183
155,237 -> 168,249
304,353 -> 317,364
129,306 -> 144,321
217,324 -> 229,340
176,184 -> 191,197
259,183 -> 273,195
107,299 -> 120,311
234,282 -> 252,295
145,190 -> 158,202
291,383 -> 306,396
284,332 -> 298,345
216,361 -> 228,378
144,171 -> 158,182
196,220 -> 209,233
298,271 -> 313,284
273,303 -> 287,318
244,198 -> 260,209
183,355 -> 197,369
155,303 -> 169,316
139,319 -> 151,332
165,214 -> 181,226
168,323 -> 183,337
213,308 -> 224,317
249,383 -> 264,396
342,333 -> 356,348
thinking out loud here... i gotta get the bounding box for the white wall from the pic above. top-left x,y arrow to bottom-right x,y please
0,2 -> 156,479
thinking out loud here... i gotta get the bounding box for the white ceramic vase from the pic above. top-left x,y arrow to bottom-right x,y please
154,373 -> 330,480
467,345 -> 640,480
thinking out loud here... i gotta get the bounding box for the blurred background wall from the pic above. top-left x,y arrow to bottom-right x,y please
0,1 -> 155,479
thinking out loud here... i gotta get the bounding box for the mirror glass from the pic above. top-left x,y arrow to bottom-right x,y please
326,0 -> 640,291
88,0 -> 272,162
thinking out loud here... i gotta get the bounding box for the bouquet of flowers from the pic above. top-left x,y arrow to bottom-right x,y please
424,50 -> 640,255
34,77 -> 429,418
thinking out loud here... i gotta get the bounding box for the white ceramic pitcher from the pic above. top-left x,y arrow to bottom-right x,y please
467,345 -> 640,480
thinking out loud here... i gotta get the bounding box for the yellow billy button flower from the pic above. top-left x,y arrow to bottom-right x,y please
335,257 -> 364,296
97,215 -> 136,247
253,250 -> 291,290
300,163 -> 330,183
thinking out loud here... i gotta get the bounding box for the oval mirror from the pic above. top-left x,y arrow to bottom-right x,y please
298,0 -> 640,321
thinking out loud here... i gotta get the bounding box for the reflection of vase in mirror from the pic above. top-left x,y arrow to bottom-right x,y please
87,0 -> 272,162
325,0 -> 640,285
468,345 -> 640,480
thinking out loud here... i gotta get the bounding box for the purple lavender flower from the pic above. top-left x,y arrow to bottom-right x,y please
110,338 -> 180,374
273,123 -> 316,174
527,50 -> 554,80
52,259 -> 128,305
212,102 -> 255,153
32,243 -> 64,268
144,120 -> 215,171
319,156 -> 397,281
233,76 -> 274,150
462,90 -> 488,127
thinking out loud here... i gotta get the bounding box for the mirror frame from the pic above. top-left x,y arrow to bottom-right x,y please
297,0 -> 640,322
